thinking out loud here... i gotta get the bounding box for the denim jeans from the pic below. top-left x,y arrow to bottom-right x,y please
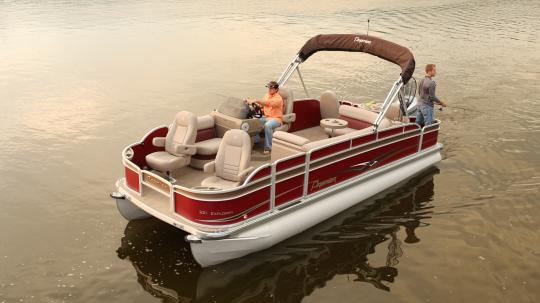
255,117 -> 281,150
416,104 -> 434,126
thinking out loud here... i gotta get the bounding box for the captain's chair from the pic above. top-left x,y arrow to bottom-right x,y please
146,111 -> 198,178
201,129 -> 254,189
274,86 -> 296,132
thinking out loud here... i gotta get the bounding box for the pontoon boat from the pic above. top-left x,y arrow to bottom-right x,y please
110,34 -> 442,267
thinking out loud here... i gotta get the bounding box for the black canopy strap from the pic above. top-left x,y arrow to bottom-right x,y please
297,34 -> 415,84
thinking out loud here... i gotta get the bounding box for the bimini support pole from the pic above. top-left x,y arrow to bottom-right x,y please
296,66 -> 309,97
277,55 -> 302,86
373,77 -> 404,131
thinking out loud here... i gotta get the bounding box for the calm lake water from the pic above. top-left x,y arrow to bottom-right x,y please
1,0 -> 539,302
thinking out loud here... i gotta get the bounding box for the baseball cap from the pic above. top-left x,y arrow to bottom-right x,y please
265,81 -> 279,89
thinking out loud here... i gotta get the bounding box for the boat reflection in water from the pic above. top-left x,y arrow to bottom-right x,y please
117,168 -> 438,302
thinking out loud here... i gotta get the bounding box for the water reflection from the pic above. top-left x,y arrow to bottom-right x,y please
117,169 -> 437,302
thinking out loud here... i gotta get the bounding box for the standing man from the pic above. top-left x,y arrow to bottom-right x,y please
416,64 -> 447,126
247,81 -> 284,154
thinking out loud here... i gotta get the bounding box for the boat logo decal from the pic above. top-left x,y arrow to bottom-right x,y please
197,199 -> 270,223
311,177 -> 337,191
199,210 -> 234,217
354,37 -> 372,45
143,173 -> 170,192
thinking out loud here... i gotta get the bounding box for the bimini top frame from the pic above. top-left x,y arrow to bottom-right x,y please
276,34 -> 416,130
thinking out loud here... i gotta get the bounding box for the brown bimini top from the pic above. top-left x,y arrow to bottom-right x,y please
297,34 -> 415,84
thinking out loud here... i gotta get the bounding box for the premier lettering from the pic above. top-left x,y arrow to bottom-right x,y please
311,177 -> 337,191
354,37 -> 372,45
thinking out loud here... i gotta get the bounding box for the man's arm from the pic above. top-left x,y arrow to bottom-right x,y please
250,95 -> 281,107
247,94 -> 267,105
429,81 -> 446,107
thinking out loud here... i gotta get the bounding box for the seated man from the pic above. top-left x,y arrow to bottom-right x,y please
247,81 -> 284,154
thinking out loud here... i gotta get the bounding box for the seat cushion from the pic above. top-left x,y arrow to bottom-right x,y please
195,138 -> 222,155
385,101 -> 402,120
338,105 -> 393,129
273,131 -> 311,146
274,124 -> 290,132
201,176 -> 240,189
146,151 -> 189,172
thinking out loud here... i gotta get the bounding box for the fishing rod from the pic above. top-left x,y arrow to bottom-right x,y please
437,103 -> 480,112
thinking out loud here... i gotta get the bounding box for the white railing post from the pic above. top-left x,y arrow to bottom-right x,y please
270,163 -> 276,212
303,152 -> 311,198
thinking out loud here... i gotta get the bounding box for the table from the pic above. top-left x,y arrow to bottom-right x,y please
320,118 -> 348,137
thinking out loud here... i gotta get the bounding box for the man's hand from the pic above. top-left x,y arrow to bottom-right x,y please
439,100 -> 447,107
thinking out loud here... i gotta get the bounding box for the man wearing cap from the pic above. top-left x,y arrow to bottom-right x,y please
246,81 -> 284,154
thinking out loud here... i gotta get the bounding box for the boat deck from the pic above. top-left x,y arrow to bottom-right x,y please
169,156 -> 268,187
291,126 -> 329,141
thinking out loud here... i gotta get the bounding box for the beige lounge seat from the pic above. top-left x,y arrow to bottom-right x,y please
191,115 -> 222,170
385,101 -> 407,121
320,90 -> 340,119
272,129 -> 375,161
146,111 -> 198,176
324,105 -> 393,137
274,86 -> 296,132
201,129 -> 255,189
271,131 -> 310,162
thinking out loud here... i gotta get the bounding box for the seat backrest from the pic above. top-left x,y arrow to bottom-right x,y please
320,90 -> 340,118
384,101 -> 408,122
197,115 -> 215,130
195,115 -> 217,142
215,129 -> 252,182
278,86 -> 294,115
165,111 -> 198,156
339,105 -> 393,129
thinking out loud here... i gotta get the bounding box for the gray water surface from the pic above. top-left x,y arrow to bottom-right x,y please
1,0 -> 539,302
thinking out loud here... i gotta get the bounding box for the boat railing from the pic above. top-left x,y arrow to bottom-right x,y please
120,120 -> 440,237
122,146 -> 140,173
243,163 -> 273,184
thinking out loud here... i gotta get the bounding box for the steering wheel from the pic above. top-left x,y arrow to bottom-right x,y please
398,77 -> 417,110
248,102 -> 264,119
